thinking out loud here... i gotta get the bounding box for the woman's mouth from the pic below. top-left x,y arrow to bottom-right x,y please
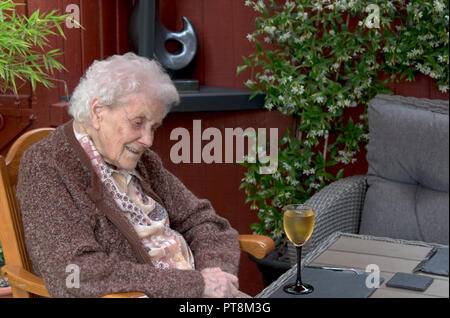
125,146 -> 140,155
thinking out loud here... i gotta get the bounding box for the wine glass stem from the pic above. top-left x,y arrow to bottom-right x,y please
296,245 -> 303,287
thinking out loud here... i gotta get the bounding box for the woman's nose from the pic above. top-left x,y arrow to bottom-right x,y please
138,130 -> 153,148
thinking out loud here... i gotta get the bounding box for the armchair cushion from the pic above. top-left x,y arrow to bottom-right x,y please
360,95 -> 449,244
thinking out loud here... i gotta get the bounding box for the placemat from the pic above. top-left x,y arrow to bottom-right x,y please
414,247 -> 449,276
386,272 -> 434,291
268,267 -> 384,298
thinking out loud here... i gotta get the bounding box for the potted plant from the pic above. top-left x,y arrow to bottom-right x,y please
237,0 -> 448,286
0,0 -> 69,297
0,0 -> 68,94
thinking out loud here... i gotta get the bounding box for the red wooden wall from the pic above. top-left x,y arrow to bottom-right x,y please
0,0 -> 448,296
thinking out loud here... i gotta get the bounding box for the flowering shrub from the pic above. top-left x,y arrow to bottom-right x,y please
238,0 -> 449,244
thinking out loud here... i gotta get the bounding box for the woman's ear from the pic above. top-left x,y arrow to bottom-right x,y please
90,97 -> 106,130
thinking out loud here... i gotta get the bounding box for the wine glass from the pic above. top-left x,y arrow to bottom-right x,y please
283,204 -> 315,295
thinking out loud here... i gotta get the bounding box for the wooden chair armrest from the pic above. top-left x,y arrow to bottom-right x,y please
238,234 -> 275,259
1,264 -> 147,298
1,264 -> 50,297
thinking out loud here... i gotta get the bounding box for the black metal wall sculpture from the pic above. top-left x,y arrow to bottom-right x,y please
129,0 -> 199,92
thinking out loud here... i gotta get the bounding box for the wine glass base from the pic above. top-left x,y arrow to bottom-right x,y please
283,283 -> 314,295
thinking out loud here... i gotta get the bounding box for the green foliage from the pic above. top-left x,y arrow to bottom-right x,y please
238,0 -> 449,244
0,0 -> 68,94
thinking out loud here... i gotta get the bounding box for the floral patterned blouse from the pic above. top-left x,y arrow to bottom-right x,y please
74,124 -> 195,270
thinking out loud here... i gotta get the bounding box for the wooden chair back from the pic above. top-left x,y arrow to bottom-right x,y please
0,128 -> 55,297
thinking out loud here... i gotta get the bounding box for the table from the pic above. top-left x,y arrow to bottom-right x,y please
257,232 -> 449,298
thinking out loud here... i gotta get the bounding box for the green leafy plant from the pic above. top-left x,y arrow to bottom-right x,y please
0,0 -> 68,94
238,0 -> 449,246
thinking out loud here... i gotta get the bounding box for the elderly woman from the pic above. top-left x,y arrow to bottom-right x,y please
16,53 -> 242,298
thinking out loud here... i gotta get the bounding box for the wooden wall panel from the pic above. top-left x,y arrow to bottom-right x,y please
80,0 -> 101,71
60,0 -> 83,95
203,0 -> 236,87
116,0 -> 135,54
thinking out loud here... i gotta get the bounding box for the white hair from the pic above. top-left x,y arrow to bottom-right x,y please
68,52 -> 179,123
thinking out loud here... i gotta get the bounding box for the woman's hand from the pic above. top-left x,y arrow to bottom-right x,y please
201,267 -> 239,298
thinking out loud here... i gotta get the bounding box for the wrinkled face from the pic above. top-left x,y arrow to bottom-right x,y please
89,95 -> 165,170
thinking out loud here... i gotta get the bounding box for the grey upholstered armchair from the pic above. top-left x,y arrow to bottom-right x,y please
288,94 -> 449,265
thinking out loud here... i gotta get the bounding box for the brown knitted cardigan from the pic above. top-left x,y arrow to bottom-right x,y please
16,120 -> 240,298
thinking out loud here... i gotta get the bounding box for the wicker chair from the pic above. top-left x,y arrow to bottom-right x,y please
287,94 -> 449,265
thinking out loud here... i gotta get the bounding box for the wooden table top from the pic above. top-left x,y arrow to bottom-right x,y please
257,232 -> 448,298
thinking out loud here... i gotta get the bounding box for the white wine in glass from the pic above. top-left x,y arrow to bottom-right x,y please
283,204 -> 315,295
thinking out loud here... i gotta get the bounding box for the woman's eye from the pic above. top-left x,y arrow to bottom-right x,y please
132,119 -> 143,127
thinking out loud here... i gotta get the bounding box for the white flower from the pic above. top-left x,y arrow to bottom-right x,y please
294,85 -> 305,95
273,171 -> 281,180
313,3 -> 323,11
246,176 -> 256,184
407,48 -> 423,59
279,32 -> 291,42
418,34 -> 433,41
438,85 -> 449,93
314,95 -> 326,104
336,150 -> 356,164
414,10 -> 423,20
264,25 -> 276,35
282,162 -> 292,171
303,168 -> 316,175
245,0 -> 253,7
309,183 -> 321,189
284,1 -> 295,10
433,0 -> 445,13
297,12 -> 308,20
245,79 -> 255,86
246,33 -> 255,42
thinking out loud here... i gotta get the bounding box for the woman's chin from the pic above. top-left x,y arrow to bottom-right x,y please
115,158 -> 139,171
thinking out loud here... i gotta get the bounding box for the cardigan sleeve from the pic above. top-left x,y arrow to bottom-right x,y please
139,150 -> 241,276
16,145 -> 205,298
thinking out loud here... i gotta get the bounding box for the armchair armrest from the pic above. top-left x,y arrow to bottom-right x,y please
1,264 -> 147,298
287,175 -> 368,265
239,234 -> 275,259
1,264 -> 50,297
